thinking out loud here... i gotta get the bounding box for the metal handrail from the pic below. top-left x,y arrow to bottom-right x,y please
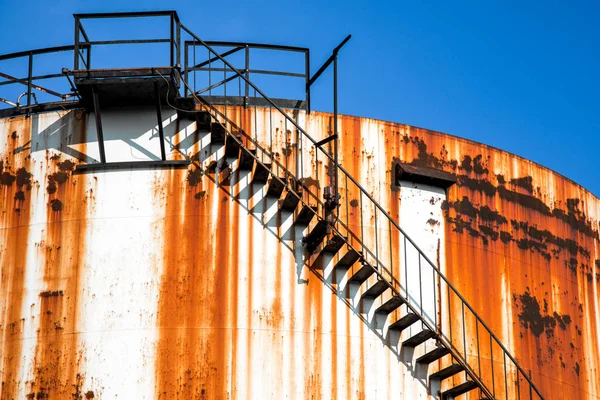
180,22 -> 544,399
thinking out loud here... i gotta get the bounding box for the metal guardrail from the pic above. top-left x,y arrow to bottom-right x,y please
0,45 -> 83,111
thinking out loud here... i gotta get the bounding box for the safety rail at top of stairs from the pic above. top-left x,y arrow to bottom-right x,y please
178,23 -> 544,400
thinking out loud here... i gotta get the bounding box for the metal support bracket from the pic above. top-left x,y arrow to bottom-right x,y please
91,85 -> 106,163
314,134 -> 338,148
153,81 -> 167,160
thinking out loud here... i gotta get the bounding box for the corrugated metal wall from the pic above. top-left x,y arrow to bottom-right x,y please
0,107 -> 598,399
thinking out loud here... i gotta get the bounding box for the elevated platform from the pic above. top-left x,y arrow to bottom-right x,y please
74,67 -> 180,109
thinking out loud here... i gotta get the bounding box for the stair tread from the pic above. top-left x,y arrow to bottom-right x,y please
429,363 -> 464,381
333,249 -> 360,270
211,122 -> 226,144
303,220 -> 329,252
225,133 -> 242,158
251,162 -> 271,183
374,295 -> 404,315
416,346 -> 450,364
402,329 -> 435,348
266,177 -> 286,198
441,380 -> 478,399
238,149 -> 256,170
294,205 -> 317,226
321,233 -> 345,255
347,262 -> 375,284
280,190 -> 300,211
361,279 -> 389,299
389,313 -> 419,332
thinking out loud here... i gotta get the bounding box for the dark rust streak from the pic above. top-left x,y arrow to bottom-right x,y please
0,116 -> 33,399
32,111 -> 88,398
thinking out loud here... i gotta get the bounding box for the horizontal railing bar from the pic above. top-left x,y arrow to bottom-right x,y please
196,74 -> 239,95
190,46 -> 244,69
80,39 -> 170,46
189,66 -> 305,78
0,73 -> 66,87
0,45 -> 87,61
0,72 -> 63,98
186,40 -> 308,53
0,97 -> 17,107
74,10 -> 177,19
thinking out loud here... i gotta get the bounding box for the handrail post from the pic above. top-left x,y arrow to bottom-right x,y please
333,54 -> 339,215
170,13 -> 174,67
305,49 -> 310,114
244,45 -> 249,108
27,52 -> 33,109
74,17 -> 79,70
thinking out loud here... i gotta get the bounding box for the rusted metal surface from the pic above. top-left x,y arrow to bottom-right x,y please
1,106 -> 599,399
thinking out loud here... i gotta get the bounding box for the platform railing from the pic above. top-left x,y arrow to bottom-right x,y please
0,46 -> 83,111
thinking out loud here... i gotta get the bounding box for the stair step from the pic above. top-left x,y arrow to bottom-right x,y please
374,294 -> 404,315
196,111 -> 212,130
280,190 -> 301,211
174,97 -> 197,121
251,162 -> 271,184
238,149 -> 256,170
429,363 -> 464,381
389,312 -> 420,332
332,249 -> 360,271
416,347 -> 450,365
225,133 -> 242,158
294,205 -> 317,226
303,220 -> 329,252
347,261 -> 375,285
440,380 -> 478,400
211,122 -> 226,144
361,278 -> 389,299
321,233 -> 345,255
266,177 -> 286,198
402,329 -> 436,348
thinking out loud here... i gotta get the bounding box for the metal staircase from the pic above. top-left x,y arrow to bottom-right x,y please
0,11 -> 545,400
174,25 -> 545,400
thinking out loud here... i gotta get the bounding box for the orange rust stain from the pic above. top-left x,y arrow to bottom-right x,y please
0,116 -> 33,398
157,163 -> 242,398
31,112 -> 89,398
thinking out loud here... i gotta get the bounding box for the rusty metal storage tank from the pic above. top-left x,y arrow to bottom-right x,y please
0,10 -> 598,400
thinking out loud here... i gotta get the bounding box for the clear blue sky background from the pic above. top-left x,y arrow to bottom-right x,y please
1,0 -> 599,196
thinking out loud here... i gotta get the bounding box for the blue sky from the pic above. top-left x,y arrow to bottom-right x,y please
1,0 -> 599,196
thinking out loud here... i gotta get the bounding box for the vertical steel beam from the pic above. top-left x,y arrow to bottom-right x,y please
154,81 -> 167,161
91,85 -> 106,163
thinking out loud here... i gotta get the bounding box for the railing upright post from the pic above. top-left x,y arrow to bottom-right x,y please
170,14 -> 174,67
27,52 -> 33,108
176,19 -> 181,67
333,55 -> 339,219
244,45 -> 249,108
306,49 -> 310,114
184,42 -> 188,97
74,17 -> 79,70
